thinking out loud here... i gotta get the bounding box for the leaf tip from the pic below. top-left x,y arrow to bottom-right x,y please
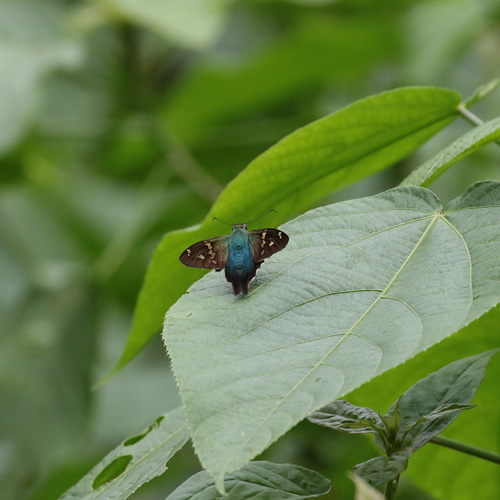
214,474 -> 226,496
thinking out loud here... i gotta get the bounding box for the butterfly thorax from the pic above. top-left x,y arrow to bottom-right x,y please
227,228 -> 253,274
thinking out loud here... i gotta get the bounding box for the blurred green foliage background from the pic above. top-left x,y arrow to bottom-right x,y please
1,0 -> 499,499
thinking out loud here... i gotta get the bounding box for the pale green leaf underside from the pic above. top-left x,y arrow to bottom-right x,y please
164,181 -> 500,488
61,407 -> 189,500
401,116 -> 500,187
165,461 -> 331,500
114,87 -> 461,378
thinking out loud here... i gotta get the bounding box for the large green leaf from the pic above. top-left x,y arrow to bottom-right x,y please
112,87 -> 462,377
61,407 -> 189,500
394,350 -> 497,451
163,181 -> 500,490
165,461 -> 331,500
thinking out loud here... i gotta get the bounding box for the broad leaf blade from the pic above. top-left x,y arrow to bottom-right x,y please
61,407 -> 189,500
353,450 -> 411,487
164,183 -> 500,487
308,400 -> 384,434
393,350 -> 499,451
115,87 -> 462,377
400,117 -> 500,187
165,461 -> 331,500
446,181 -> 500,323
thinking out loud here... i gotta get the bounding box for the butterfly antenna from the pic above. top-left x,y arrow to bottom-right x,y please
244,209 -> 277,225
212,216 -> 233,226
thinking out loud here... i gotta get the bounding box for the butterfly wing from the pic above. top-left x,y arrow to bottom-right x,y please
179,236 -> 229,269
249,228 -> 289,262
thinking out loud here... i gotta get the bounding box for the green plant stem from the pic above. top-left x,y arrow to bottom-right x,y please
458,103 -> 485,126
431,436 -> 500,465
458,103 -> 500,147
384,476 -> 399,500
384,480 -> 393,500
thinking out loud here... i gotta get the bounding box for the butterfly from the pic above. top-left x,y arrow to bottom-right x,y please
179,223 -> 289,295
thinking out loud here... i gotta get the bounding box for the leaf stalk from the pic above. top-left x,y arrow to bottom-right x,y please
430,436 -> 500,465
458,103 -> 485,126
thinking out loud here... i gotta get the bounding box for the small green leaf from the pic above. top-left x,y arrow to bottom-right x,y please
401,403 -> 477,447
463,78 -> 500,108
112,86 -> 462,379
165,461 -> 331,500
404,403 -> 477,430
383,398 -> 401,435
353,449 -> 411,487
400,117 -> 500,187
61,407 -> 189,500
392,350 -> 499,451
308,400 -> 384,434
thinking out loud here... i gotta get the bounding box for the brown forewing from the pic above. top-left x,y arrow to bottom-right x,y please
179,236 -> 229,269
249,228 -> 289,262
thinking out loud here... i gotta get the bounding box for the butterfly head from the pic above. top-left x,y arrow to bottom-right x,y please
232,223 -> 247,230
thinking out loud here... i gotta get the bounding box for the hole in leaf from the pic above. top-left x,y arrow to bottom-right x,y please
123,416 -> 165,446
92,455 -> 133,489
124,431 -> 148,447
